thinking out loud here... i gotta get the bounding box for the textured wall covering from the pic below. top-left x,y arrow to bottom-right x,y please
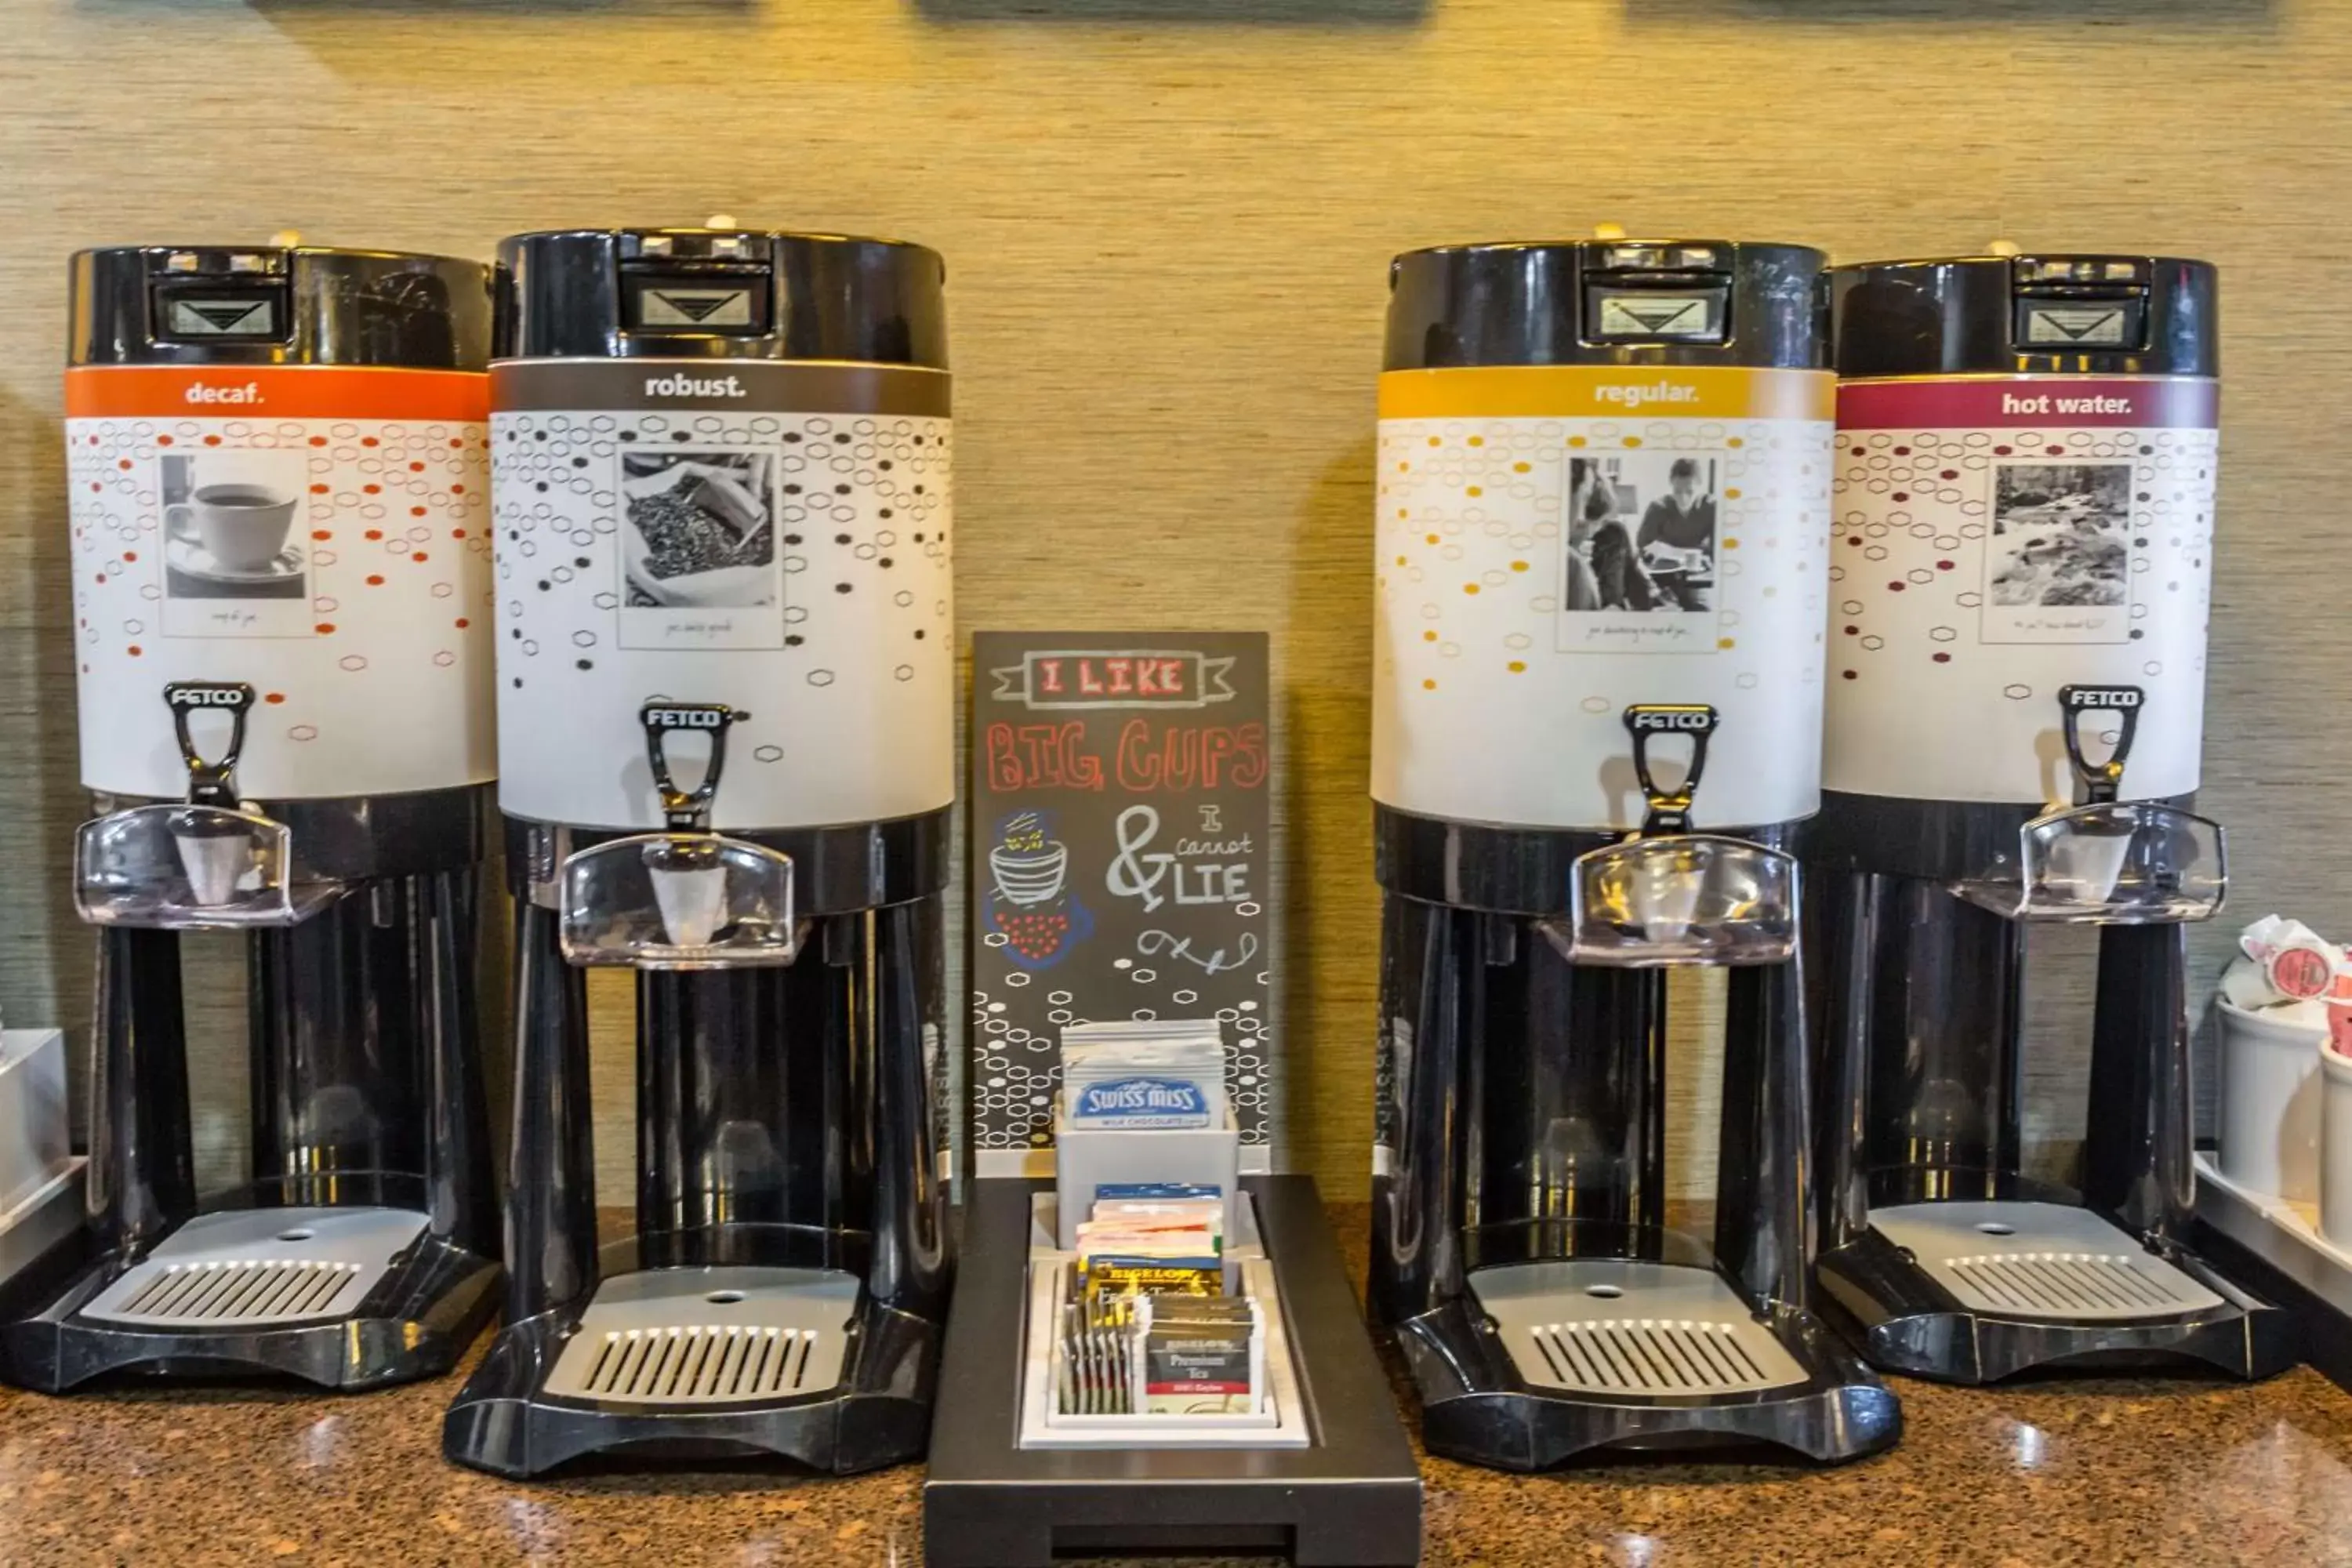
0,0 -> 2337,1205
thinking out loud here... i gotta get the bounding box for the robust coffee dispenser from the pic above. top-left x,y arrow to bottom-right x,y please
1807,252 -> 2292,1382
443,226 -> 955,1476
2,245 -> 500,1391
1368,238 -> 1896,1468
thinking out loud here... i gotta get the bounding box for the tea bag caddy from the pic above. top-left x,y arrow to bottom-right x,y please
1367,236 -> 1897,1467
0,1025 -> 81,1297
442,224 -> 957,1476
2,243 -> 500,1391
1807,251 -> 2292,1383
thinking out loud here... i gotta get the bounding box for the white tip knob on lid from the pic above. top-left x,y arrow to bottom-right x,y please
1593,223 -> 1628,241
706,213 -> 738,230
1987,238 -> 2023,257
268,230 -> 303,249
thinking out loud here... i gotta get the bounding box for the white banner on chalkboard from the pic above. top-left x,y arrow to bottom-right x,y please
987,648 -> 1240,710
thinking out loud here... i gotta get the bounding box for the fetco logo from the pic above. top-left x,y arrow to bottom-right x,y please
2064,688 -> 2143,710
644,705 -> 731,729
1629,710 -> 1714,731
643,374 -> 745,398
185,383 -> 262,405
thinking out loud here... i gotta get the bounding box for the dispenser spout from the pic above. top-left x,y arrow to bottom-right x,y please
72,683 -> 331,929
646,841 -> 730,950
169,811 -> 255,908
555,699 -> 800,968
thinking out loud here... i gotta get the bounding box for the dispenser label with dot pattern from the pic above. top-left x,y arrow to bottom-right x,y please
1373,366 -> 1835,832
65,365 -> 494,801
1826,376 -> 2217,807
489,360 -> 953,831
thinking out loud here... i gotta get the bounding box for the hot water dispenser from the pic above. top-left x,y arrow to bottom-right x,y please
1807,250 -> 2292,1382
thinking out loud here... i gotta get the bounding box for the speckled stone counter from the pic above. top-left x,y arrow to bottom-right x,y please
7,1206 -> 2352,1567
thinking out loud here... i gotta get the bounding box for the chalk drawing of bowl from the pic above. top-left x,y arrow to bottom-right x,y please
989,842 -> 1068,906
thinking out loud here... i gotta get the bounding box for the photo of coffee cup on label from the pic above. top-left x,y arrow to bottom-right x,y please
161,450 -> 309,601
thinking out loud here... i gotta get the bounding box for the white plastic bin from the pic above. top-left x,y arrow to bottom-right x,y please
0,1029 -> 69,1210
2321,1041 -> 2352,1248
2217,995 -> 2329,1203
1053,1119 -> 1240,1251
0,1029 -> 82,1287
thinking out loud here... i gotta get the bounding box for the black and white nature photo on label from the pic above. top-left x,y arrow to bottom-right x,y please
618,448 -> 786,650
1987,462 -> 2132,609
159,448 -> 314,637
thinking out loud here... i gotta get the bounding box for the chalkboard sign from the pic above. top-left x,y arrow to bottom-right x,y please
968,631 -> 1274,1177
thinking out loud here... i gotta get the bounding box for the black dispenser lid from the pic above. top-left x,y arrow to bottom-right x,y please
1385,238 -> 1827,372
69,245 -> 492,371
496,227 -> 948,367
1831,252 -> 2219,379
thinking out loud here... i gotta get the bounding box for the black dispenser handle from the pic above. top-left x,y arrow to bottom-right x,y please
641,701 -> 742,831
165,681 -> 254,808
1623,703 -> 1719,835
2057,684 -> 2143,806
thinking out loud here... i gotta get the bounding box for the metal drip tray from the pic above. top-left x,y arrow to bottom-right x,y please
543,1266 -> 858,1406
1470,1259 -> 1808,1397
82,1207 -> 426,1328
1870,1201 -> 2225,1322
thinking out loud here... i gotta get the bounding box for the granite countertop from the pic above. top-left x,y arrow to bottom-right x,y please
7,1205 -> 2352,1567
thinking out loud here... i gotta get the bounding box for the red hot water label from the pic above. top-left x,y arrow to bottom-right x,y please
1824,376 -> 2217,806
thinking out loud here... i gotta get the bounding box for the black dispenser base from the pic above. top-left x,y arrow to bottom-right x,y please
923,1175 -> 1422,1568
0,1206 -> 497,1394
1393,1274 -> 1899,1470
442,1284 -> 938,1479
1817,1197 -> 2296,1385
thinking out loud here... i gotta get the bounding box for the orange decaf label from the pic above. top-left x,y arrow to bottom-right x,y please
66,365 -> 487,422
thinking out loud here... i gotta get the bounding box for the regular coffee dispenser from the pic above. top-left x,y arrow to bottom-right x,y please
442,226 -> 956,1476
1367,237 -> 1896,1468
1806,252 -> 2292,1382
1,245 -> 501,1391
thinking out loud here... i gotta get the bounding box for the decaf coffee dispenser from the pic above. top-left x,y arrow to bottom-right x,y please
2,245 -> 500,1391
1368,238 -> 1896,1468
443,226 -> 955,1476
1807,252 -> 2291,1382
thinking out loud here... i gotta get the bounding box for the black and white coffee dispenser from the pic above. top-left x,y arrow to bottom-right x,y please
1367,237 -> 1898,1468
442,225 -> 956,1476
1806,251 -> 2292,1382
2,244 -> 501,1391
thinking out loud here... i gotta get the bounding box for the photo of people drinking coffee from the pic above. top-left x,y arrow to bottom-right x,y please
160,450 -> 309,602
1563,453 -> 1719,615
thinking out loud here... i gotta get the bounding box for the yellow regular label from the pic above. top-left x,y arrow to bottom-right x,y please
1377,365 -> 1833,423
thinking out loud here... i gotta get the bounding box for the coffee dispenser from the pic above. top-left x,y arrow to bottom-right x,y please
2,245 -> 500,1391
442,226 -> 954,1476
1807,252 -> 2291,1382
1368,237 -> 1896,1468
